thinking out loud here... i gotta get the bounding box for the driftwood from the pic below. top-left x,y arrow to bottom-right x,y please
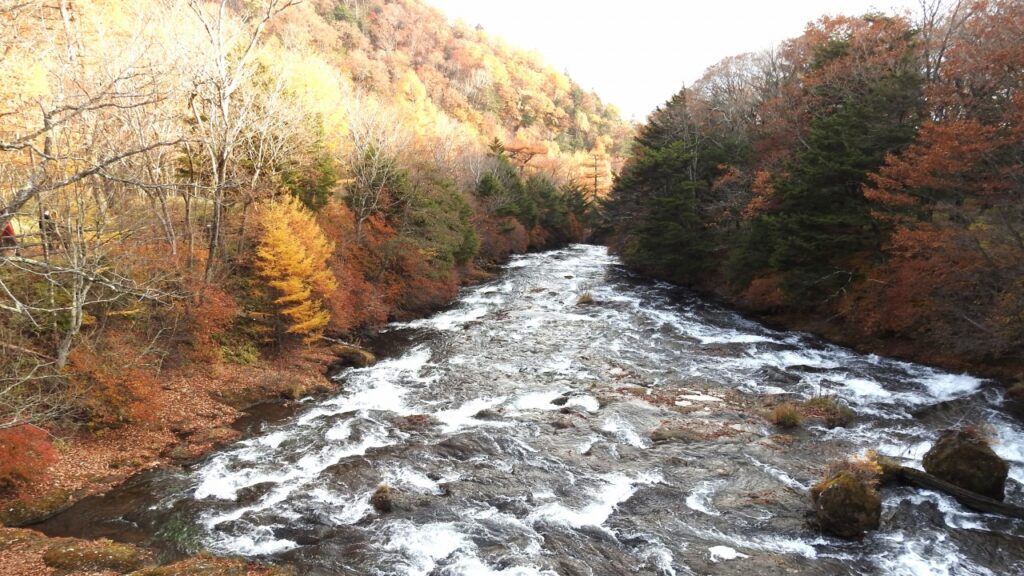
878,456 -> 1024,520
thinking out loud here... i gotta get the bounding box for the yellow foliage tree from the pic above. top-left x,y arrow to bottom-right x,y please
254,197 -> 338,343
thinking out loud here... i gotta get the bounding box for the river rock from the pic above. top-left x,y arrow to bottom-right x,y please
435,433 -> 499,460
393,414 -> 438,432
551,395 -> 570,406
235,481 -> 277,505
474,408 -> 504,420
370,485 -> 395,513
922,428 -> 1009,500
327,344 -> 377,373
1007,382 -> 1024,402
811,472 -> 881,539
649,424 -> 702,443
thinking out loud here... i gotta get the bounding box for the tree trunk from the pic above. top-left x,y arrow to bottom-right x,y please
880,458 -> 1024,519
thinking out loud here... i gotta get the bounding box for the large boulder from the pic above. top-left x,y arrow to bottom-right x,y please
811,472 -> 881,539
923,428 -> 1009,500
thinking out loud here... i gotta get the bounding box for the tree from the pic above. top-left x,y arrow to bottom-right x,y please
254,196 -> 337,343
184,0 -> 299,282
344,94 -> 413,238
607,90 -> 714,281
749,15 -> 924,302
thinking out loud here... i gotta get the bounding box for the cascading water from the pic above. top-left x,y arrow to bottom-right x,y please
37,245 -> 1024,575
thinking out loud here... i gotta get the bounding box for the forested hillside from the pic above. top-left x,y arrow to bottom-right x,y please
0,0 -> 630,490
607,0 -> 1023,379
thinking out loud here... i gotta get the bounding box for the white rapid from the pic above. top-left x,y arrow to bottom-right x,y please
50,245 -> 1024,575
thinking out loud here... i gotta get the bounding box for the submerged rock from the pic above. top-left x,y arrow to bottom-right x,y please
234,482 -> 276,506
811,472 -> 881,539
649,424 -> 702,443
393,414 -> 438,432
923,428 -> 1009,500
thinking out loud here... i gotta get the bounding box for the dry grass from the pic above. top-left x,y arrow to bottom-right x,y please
769,402 -> 803,428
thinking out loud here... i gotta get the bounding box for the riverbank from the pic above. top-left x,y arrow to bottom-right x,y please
0,347 -> 339,575
617,265 -> 1023,388
0,262 -> 504,575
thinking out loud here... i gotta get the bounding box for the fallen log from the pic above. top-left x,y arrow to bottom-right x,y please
878,456 -> 1024,520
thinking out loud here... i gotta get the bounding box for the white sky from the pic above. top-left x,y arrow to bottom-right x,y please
427,0 -> 923,121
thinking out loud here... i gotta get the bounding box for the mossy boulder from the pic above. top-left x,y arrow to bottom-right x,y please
42,538 -> 148,574
810,472 -> 881,539
327,344 -> 376,372
370,485 -> 395,513
923,429 -> 1009,500
0,489 -> 75,527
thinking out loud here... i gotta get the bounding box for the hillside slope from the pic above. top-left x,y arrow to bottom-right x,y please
606,1 -> 1023,381
0,0 -> 632,495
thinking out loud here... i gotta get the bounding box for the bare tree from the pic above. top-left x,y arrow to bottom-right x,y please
344,93 -> 412,238
184,0 -> 299,282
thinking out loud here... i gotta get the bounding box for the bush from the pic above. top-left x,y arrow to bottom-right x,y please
803,395 -> 855,428
67,344 -> 160,428
769,402 -> 803,428
0,425 -> 56,493
822,451 -> 883,489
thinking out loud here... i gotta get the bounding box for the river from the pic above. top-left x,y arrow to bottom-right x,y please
37,245 -> 1024,575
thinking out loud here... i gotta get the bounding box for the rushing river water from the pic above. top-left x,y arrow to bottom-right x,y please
38,245 -> 1024,575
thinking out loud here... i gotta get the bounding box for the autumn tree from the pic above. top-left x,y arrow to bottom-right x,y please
858,0 -> 1024,358
742,15 -> 924,302
254,196 -> 338,343
184,0 -> 299,282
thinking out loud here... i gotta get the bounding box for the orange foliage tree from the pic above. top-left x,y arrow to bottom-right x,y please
254,196 -> 338,343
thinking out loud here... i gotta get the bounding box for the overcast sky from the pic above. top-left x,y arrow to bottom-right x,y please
427,0 -> 923,121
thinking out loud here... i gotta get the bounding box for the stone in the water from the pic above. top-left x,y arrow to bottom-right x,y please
474,408 -> 503,420
393,414 -> 437,431
370,485 -> 394,513
234,481 -> 276,505
811,472 -> 881,539
551,395 -> 570,406
327,344 -> 376,374
922,428 -> 1009,500
649,423 -> 701,443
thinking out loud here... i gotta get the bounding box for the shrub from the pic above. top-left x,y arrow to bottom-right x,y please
67,343 -> 160,428
821,451 -> 883,490
0,425 -> 57,493
769,402 -> 803,428
803,395 -> 856,428
576,292 -> 595,306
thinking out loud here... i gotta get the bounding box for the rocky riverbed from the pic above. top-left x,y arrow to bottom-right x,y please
36,245 -> 1024,575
